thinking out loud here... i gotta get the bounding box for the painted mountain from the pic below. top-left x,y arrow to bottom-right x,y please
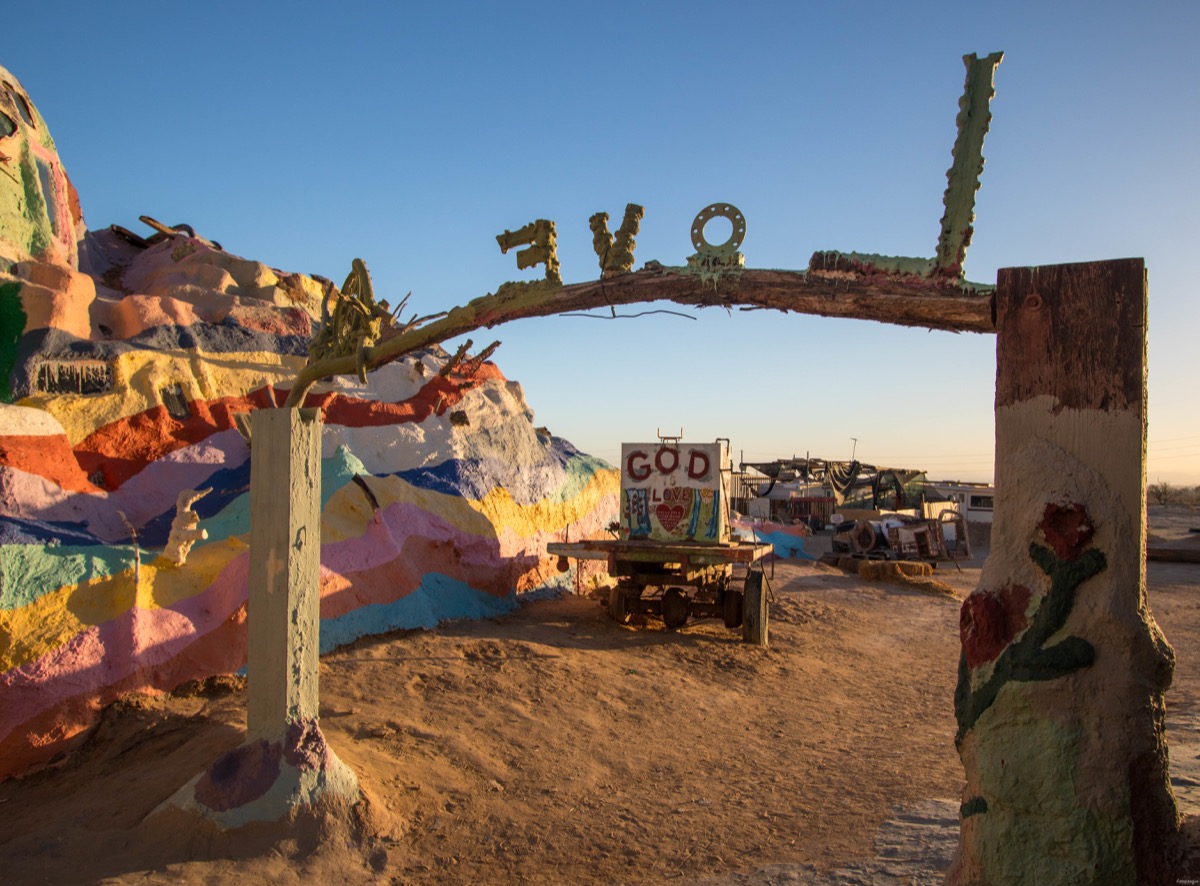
0,63 -> 617,777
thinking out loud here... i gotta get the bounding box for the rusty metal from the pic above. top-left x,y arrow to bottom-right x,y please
828,510 -> 971,564
690,203 -> 746,257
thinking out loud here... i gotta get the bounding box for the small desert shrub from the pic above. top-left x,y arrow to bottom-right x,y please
1149,481 -> 1200,507
1149,480 -> 1177,505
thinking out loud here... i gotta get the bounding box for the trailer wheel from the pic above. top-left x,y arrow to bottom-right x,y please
852,521 -> 878,554
662,587 -> 689,630
742,570 -> 768,647
723,589 -> 744,629
609,586 -> 631,625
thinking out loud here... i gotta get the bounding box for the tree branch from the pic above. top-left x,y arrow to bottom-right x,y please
283,264 -> 995,407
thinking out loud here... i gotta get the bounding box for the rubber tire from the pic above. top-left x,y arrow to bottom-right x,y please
662,587 -> 689,630
609,586 -> 631,624
742,570 -> 768,647
853,521 -> 878,554
723,589 -> 744,629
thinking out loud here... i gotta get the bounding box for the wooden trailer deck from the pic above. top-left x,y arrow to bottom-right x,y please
547,538 -> 773,567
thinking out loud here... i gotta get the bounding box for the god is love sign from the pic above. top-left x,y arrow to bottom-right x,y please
619,441 -> 729,543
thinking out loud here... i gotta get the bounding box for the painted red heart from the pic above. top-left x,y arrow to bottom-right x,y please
656,504 -> 685,532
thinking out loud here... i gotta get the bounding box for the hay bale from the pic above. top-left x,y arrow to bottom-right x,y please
858,560 -> 934,580
858,560 -> 958,598
904,576 -> 960,597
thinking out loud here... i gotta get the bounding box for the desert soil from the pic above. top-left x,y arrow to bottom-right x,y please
1,506 -> 1198,884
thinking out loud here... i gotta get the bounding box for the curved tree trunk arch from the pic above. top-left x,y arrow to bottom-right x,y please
283,262 -> 996,408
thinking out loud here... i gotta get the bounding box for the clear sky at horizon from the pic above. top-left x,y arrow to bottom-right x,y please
6,1 -> 1197,482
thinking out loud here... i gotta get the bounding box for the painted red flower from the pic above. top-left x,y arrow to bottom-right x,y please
1038,502 -> 1094,561
960,584 -> 1033,668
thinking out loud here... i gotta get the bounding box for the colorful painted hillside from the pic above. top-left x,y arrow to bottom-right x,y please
0,64 -> 617,778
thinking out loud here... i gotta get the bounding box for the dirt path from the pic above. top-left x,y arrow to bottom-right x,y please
1,526 -> 1197,884
320,562 -> 967,883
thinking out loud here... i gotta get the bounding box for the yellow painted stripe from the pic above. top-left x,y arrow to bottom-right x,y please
470,472 -> 619,537
321,468 -> 619,543
321,475 -> 495,541
20,350 -> 304,445
0,537 -> 246,672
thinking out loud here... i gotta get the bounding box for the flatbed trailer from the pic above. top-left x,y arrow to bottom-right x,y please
547,538 -> 774,644
548,437 -> 775,644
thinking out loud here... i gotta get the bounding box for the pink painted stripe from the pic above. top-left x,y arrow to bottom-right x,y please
0,553 -> 250,737
0,508 -> 515,734
1,429 -> 248,540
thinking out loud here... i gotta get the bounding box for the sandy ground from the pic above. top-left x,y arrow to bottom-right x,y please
1,506 -> 1198,884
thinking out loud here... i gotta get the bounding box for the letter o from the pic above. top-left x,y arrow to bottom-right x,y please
655,446 -> 679,475
690,203 -> 746,256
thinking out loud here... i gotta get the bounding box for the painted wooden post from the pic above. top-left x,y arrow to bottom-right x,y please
949,259 -> 1182,883
247,407 -> 323,740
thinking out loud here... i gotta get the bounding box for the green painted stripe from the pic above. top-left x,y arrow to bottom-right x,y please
0,281 -> 26,403
0,543 -> 141,610
960,796 -> 988,819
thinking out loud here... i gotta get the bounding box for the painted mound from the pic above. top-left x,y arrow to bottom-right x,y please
0,67 -> 616,777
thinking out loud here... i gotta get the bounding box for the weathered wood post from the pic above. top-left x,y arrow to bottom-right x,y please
949,259 -> 1182,883
157,407 -> 359,826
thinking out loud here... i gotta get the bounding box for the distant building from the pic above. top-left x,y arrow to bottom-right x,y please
925,480 -> 995,524
735,455 -> 995,529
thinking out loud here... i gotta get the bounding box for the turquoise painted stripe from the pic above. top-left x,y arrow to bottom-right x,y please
318,572 -> 519,654
755,531 -> 816,560
554,450 -> 615,503
195,444 -> 368,550
0,543 -> 142,610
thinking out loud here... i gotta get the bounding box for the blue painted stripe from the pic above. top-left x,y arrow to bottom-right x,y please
318,572 -> 519,654
0,515 -> 104,547
137,460 -> 252,547
392,438 -> 611,505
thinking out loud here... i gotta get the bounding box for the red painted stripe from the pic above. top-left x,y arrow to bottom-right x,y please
69,364 -> 504,490
73,387 -> 278,490
0,434 -> 101,493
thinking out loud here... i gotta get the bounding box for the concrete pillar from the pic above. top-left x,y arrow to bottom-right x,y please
949,259 -> 1182,883
247,407 -> 322,740
157,407 -> 359,828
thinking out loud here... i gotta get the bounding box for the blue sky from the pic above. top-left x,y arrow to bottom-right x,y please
7,1 -> 1198,482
